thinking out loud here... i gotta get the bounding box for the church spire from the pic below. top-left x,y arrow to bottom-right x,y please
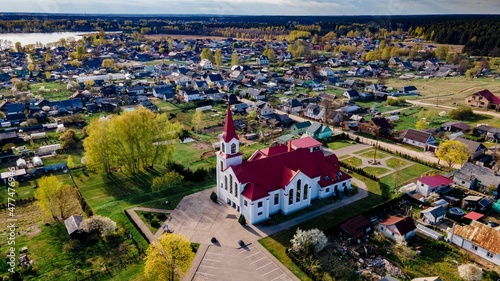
221,104 -> 239,142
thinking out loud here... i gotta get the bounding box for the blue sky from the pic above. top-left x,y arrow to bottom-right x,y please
4,0 -> 500,15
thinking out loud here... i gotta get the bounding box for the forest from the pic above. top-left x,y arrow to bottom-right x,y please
0,13 -> 498,56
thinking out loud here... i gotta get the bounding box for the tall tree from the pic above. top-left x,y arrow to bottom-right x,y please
231,52 -> 239,66
214,49 -> 223,70
34,175 -> 77,222
191,110 -> 203,133
83,117 -> 116,174
200,48 -> 214,63
435,140 -> 469,170
144,233 -> 195,281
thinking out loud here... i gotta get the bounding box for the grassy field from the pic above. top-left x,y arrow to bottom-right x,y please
380,163 -> 436,190
384,76 -> 500,107
357,149 -> 390,159
385,157 -> 410,169
364,166 -> 391,177
325,139 -> 353,150
341,156 -> 363,167
31,82 -> 74,100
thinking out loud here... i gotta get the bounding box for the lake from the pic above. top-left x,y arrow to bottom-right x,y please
0,32 -> 92,47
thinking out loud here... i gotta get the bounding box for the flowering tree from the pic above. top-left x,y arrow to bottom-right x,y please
458,264 -> 482,281
290,228 -> 328,254
80,215 -> 117,237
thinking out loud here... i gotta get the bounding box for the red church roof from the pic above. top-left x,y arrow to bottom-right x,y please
232,148 -> 351,201
418,174 -> 453,188
221,106 -> 239,142
474,89 -> 500,105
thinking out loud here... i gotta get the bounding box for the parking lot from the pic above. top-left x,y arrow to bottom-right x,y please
193,244 -> 293,281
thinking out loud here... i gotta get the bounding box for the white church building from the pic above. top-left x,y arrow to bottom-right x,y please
216,107 -> 352,224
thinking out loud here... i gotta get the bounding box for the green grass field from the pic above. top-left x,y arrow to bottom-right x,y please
385,157 -> 410,169
31,82 -> 74,100
364,166 -> 391,177
380,163 -> 436,190
341,156 -> 363,167
358,149 -> 390,159
325,139 -> 353,150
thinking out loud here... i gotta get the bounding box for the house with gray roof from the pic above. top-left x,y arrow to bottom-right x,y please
305,122 -> 332,140
291,121 -> 311,135
454,137 -> 487,161
64,215 -> 84,239
421,206 -> 447,224
402,129 -> 439,152
454,162 -> 500,194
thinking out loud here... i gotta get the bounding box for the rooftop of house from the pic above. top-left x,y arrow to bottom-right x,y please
452,221 -> 500,254
418,174 -> 454,188
380,216 -> 416,236
404,128 -> 432,143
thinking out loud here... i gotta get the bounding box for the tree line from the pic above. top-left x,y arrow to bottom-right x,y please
0,14 -> 498,56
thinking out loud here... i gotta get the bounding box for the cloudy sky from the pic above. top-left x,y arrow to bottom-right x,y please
4,0 -> 500,15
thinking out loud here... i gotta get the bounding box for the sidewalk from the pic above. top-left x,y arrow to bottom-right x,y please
125,207 -> 172,243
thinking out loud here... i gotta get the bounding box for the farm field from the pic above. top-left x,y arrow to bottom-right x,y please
385,77 -> 500,107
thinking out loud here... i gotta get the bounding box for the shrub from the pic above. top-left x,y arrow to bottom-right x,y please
448,106 -> 474,120
210,191 -> 218,202
238,214 -> 246,226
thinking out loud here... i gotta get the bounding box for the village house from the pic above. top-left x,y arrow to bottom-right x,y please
474,125 -> 500,141
465,89 -> 500,111
453,162 -> 500,193
402,129 -> 439,152
454,137 -> 488,161
421,206 -> 447,225
341,215 -> 372,238
378,216 -> 416,242
441,121 -> 471,133
216,107 -> 351,224
305,122 -> 332,140
358,117 -> 393,136
199,59 -> 213,69
282,98 -> 304,114
290,121 -> 311,135
447,221 -> 500,266
303,104 -> 325,121
416,174 -> 454,197
181,89 -> 204,102
152,85 -> 175,101
256,55 -> 269,66
343,90 -> 360,101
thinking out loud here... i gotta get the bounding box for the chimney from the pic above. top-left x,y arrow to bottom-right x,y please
287,140 -> 292,152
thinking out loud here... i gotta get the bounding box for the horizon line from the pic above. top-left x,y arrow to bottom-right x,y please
1,12 -> 499,17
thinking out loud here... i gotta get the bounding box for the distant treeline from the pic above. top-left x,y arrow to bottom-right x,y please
0,13 -> 498,56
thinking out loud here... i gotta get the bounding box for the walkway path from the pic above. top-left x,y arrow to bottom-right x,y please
125,207 -> 172,243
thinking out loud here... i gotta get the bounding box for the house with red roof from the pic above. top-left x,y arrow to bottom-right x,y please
416,174 -> 454,197
216,106 -> 352,224
378,216 -> 416,242
465,89 -> 500,111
